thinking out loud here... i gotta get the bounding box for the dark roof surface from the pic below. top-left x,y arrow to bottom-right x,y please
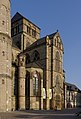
19,31 -> 58,56
65,82 -> 81,92
12,42 -> 21,51
11,12 -> 41,30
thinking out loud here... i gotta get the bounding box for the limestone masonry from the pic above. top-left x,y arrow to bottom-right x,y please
0,0 -> 81,112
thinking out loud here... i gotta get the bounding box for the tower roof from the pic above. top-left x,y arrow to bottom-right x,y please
11,12 -> 41,30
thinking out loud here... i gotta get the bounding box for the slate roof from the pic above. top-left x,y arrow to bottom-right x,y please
12,42 -> 21,51
65,82 -> 81,92
19,31 -> 58,56
11,12 -> 41,30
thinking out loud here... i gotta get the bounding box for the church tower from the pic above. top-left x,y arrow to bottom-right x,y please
0,0 -> 12,111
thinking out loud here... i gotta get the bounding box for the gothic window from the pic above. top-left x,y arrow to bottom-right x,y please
33,50 -> 40,61
25,53 -> 30,64
55,51 -> 60,72
33,72 -> 39,96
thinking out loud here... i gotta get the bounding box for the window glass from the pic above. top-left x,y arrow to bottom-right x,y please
33,73 -> 39,96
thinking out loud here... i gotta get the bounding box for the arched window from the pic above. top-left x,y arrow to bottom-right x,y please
25,53 -> 30,64
33,50 -> 40,61
33,74 -> 38,96
32,71 -> 40,96
55,51 -> 60,72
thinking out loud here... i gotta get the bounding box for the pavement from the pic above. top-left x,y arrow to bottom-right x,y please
0,108 -> 81,119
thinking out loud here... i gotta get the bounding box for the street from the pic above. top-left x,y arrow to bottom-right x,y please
0,108 -> 81,119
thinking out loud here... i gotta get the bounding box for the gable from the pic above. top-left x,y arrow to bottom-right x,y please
11,12 -> 23,23
53,32 -> 64,52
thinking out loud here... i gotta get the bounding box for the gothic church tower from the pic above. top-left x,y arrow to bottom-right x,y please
0,0 -> 12,111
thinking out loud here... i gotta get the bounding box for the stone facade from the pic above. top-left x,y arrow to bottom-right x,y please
0,0 -> 65,111
11,12 -> 65,110
11,12 -> 40,51
0,0 -> 81,112
0,0 -> 12,111
64,82 -> 81,108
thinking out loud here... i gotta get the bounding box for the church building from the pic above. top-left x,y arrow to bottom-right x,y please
11,12 -> 65,110
0,0 -> 65,111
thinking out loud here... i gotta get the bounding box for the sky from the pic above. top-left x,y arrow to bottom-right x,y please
11,0 -> 81,89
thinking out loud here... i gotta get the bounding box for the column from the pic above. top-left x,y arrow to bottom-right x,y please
46,36 -> 50,109
18,56 -> 26,110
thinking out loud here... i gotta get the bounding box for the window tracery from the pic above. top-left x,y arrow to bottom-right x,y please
55,51 -> 60,72
32,71 -> 40,96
